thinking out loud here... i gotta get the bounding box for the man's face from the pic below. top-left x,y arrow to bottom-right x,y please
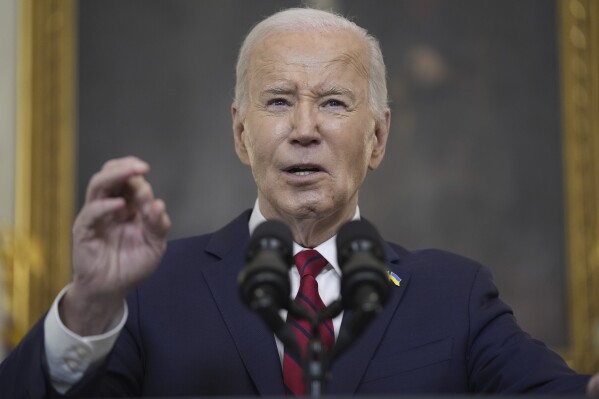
233,29 -> 389,226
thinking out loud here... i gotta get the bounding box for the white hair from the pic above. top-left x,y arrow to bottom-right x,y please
234,7 -> 389,121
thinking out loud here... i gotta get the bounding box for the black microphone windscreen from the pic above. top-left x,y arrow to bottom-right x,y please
240,219 -> 293,311
337,219 -> 379,247
336,220 -> 384,265
251,220 -> 293,245
246,220 -> 293,264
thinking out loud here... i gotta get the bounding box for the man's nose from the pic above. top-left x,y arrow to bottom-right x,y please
289,102 -> 320,145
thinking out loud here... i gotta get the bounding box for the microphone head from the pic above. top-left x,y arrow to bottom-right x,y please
246,220 -> 293,265
239,220 -> 293,311
336,219 -> 390,311
336,220 -> 385,267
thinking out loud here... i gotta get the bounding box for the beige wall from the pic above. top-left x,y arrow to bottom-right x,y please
0,0 -> 17,360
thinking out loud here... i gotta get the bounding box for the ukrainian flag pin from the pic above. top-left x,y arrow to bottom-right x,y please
388,271 -> 401,286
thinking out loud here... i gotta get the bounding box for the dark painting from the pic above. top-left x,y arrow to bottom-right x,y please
78,0 -> 566,346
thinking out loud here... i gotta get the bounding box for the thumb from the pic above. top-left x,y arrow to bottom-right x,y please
587,373 -> 599,396
142,199 -> 171,239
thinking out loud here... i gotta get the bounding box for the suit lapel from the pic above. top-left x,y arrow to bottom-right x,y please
200,211 -> 285,395
328,241 -> 412,394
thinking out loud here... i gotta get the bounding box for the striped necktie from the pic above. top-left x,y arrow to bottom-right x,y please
283,249 -> 335,396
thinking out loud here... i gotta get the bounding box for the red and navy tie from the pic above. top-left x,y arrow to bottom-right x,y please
282,250 -> 335,396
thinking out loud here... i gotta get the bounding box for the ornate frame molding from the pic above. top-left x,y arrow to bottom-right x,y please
0,0 -> 76,346
559,0 -> 599,372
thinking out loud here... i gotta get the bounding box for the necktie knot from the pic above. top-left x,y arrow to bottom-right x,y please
294,249 -> 328,279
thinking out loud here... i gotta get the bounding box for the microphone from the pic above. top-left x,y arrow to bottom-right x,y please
334,219 -> 390,358
337,219 -> 390,312
239,220 -> 293,313
238,220 -> 298,355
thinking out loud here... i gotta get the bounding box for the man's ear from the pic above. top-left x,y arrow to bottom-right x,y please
368,110 -> 391,170
232,105 -> 250,165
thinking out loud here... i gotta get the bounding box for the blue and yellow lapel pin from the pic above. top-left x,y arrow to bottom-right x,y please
387,271 -> 401,286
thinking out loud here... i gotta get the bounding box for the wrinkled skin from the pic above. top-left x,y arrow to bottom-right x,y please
233,29 -> 390,247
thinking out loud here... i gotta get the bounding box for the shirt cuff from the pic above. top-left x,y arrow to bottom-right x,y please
44,283 -> 128,394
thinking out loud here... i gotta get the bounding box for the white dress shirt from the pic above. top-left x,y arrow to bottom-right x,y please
44,200 -> 357,392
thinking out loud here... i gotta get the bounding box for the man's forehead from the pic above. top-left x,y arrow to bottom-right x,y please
258,79 -> 358,98
327,49 -> 369,79
248,29 -> 370,85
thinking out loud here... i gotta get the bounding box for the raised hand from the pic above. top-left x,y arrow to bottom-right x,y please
60,157 -> 171,336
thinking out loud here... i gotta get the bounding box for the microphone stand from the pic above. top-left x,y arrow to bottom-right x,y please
251,292 -> 384,399
249,288 -> 384,399
287,300 -> 345,398
305,320 -> 327,398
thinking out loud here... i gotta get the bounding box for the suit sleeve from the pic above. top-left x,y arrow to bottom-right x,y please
58,289 -> 146,397
466,265 -> 590,393
0,290 -> 144,398
0,317 -> 61,399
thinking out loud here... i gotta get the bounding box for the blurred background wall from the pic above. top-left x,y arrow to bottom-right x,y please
77,0 -> 567,347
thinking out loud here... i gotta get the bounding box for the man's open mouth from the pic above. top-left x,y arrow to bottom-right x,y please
286,165 -> 323,176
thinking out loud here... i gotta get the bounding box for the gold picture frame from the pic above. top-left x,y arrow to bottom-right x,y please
559,0 -> 599,373
0,0 -> 75,346
1,0 -> 597,374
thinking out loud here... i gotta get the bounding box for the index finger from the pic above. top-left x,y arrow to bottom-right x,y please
86,157 -> 149,202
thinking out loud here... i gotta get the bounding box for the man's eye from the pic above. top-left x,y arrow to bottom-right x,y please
267,98 -> 289,107
323,99 -> 346,108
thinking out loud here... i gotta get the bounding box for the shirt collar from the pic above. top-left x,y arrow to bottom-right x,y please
248,198 -> 360,275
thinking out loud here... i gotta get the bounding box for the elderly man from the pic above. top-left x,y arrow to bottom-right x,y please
1,7 -> 597,397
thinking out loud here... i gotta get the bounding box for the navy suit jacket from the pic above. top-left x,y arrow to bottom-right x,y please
0,210 -> 590,397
